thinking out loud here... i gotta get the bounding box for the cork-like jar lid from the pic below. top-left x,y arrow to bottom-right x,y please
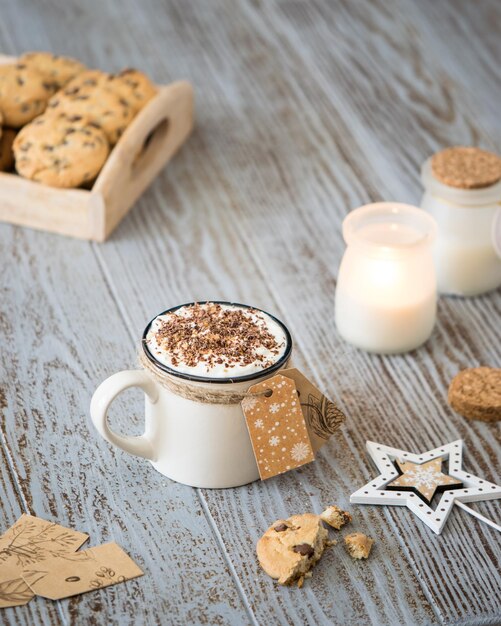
431,146 -> 501,189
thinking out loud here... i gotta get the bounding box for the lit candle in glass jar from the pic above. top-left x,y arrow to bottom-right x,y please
335,203 -> 438,354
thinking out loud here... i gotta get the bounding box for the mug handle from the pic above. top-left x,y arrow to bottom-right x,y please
90,370 -> 159,461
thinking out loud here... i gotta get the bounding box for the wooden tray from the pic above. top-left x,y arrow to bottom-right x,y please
0,55 -> 194,241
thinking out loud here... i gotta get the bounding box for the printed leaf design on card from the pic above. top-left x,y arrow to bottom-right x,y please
304,394 -> 346,440
22,543 -> 143,600
279,368 -> 346,452
0,516 -> 142,607
0,515 -> 88,569
0,514 -> 89,608
0,577 -> 34,607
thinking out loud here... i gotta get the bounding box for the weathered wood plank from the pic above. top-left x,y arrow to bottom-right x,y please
0,0 -> 500,625
213,1 -> 501,623
89,0 -> 500,623
408,0 -> 501,143
0,3 -> 254,624
0,442 -> 62,626
0,223 -> 252,626
85,1 -> 457,623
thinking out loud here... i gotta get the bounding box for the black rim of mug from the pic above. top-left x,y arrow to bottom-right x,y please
141,301 -> 293,384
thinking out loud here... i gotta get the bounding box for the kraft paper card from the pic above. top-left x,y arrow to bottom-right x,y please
22,542 -> 143,600
280,368 -> 346,452
242,374 -> 315,479
0,514 -> 88,608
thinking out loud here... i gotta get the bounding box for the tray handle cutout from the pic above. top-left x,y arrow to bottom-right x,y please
92,81 -> 194,239
132,117 -> 170,178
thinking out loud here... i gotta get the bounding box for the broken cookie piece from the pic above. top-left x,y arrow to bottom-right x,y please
344,532 -> 374,559
256,513 -> 328,586
320,505 -> 352,530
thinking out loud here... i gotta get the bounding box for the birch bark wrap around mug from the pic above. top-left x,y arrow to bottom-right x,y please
90,302 -> 292,488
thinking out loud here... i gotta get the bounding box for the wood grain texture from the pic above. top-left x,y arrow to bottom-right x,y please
0,227 -> 251,626
0,1 -> 500,625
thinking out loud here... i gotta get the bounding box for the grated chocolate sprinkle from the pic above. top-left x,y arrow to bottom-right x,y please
149,303 -> 284,371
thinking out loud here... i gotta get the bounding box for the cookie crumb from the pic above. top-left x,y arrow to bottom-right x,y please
344,532 -> 374,559
320,505 -> 352,530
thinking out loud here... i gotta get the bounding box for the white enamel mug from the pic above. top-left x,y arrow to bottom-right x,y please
90,303 -> 292,489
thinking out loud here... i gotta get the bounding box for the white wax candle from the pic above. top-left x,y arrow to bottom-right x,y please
335,203 -> 437,354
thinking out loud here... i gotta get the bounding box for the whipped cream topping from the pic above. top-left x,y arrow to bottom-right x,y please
145,302 -> 289,379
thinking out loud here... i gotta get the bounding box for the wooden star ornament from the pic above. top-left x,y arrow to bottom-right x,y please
386,458 -> 463,505
350,440 -> 501,534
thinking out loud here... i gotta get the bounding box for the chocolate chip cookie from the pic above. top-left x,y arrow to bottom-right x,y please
256,513 -> 329,586
0,64 -> 57,127
63,68 -> 156,112
61,69 -> 107,91
14,113 -> 109,187
18,52 -> 86,89
46,81 -> 134,144
0,127 -> 17,171
109,68 -> 157,112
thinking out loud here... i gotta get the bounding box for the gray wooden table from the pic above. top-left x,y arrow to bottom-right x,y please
1,1 -> 500,625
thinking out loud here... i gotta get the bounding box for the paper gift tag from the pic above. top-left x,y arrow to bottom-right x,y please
0,514 -> 88,608
242,374 -> 315,480
280,368 -> 346,452
22,542 -> 143,600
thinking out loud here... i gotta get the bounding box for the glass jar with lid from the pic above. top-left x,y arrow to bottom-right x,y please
420,146 -> 501,296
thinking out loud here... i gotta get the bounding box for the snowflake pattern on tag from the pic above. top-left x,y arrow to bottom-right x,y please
242,374 -> 315,480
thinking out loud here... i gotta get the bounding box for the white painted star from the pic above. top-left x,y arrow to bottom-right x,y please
350,440 -> 501,535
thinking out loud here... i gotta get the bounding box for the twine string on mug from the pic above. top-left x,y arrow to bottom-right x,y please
139,339 -> 353,409
138,348 -> 273,404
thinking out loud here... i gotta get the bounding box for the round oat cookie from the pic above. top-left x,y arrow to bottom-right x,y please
0,64 -> 57,127
448,367 -> 501,423
46,80 -> 135,144
13,113 -> 110,188
431,146 -> 501,189
18,51 -> 86,89
0,127 -> 17,171
256,513 -> 328,586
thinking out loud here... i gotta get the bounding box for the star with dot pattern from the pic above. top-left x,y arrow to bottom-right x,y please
351,440 -> 501,534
